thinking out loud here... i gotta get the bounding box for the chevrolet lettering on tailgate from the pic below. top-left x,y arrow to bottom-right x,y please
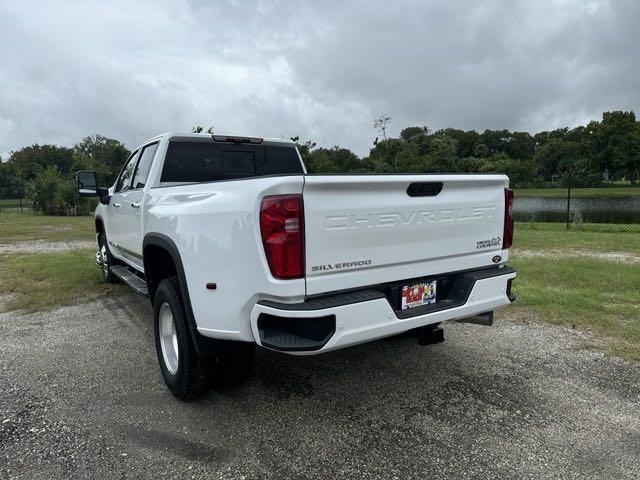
324,205 -> 496,231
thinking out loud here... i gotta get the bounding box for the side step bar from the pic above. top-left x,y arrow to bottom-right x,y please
111,266 -> 148,295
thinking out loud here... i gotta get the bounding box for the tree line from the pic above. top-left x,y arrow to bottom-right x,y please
298,110 -> 640,188
0,111 -> 638,214
0,135 -> 129,214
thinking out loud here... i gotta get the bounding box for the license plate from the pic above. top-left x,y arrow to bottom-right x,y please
401,281 -> 437,310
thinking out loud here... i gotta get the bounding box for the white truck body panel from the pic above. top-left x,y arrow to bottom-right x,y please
144,176 -> 306,341
303,174 -> 509,295
250,270 -> 515,354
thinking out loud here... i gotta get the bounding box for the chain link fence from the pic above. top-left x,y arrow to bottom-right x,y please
2,182 -> 639,231
514,181 -> 640,232
0,198 -> 31,213
0,186 -> 32,213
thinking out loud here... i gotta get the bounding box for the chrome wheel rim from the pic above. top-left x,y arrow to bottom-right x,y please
159,302 -> 179,375
100,244 -> 109,278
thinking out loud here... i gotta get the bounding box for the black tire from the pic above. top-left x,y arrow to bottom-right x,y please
97,232 -> 116,284
153,277 -> 213,400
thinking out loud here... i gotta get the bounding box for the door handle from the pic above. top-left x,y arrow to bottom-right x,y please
113,202 -> 121,208
131,202 -> 141,208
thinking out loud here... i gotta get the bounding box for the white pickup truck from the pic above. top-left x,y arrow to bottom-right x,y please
76,132 -> 516,399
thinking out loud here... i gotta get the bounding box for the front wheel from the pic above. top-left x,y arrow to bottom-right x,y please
97,234 -> 116,283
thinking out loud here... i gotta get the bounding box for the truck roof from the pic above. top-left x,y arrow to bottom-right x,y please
142,132 -> 296,148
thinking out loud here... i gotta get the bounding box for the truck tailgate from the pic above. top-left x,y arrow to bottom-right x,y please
303,175 -> 509,296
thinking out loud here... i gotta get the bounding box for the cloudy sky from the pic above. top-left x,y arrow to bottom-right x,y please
1,0 -> 638,157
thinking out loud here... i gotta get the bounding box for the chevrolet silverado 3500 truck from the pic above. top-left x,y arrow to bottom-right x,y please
76,133 -> 516,399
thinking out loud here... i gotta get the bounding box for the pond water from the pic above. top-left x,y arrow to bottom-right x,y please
513,196 -> 640,224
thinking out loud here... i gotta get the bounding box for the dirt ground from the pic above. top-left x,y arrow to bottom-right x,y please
1,293 -> 639,479
0,241 -> 95,255
513,248 -> 640,263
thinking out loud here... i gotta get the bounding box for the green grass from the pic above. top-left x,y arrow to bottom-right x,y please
517,221 -> 640,234
515,187 -> 640,198
0,249 -> 125,312
509,255 -> 640,360
510,223 -> 640,359
0,211 -> 95,243
514,222 -> 640,254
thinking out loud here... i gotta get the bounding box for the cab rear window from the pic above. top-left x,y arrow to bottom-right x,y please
160,141 -> 303,184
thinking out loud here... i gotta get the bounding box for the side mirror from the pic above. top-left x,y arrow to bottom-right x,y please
76,170 -> 111,205
76,170 -> 98,196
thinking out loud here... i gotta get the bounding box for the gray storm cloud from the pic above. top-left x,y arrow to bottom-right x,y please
0,0 -> 638,157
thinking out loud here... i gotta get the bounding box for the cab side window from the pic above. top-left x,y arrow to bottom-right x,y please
132,143 -> 158,190
115,150 -> 140,193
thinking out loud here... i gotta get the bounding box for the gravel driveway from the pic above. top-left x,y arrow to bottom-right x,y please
0,241 -> 95,254
1,294 -> 639,479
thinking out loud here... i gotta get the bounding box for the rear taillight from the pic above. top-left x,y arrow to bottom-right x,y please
503,187 -> 514,249
260,194 -> 304,279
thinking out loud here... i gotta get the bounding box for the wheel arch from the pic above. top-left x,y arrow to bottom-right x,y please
95,215 -> 105,243
143,233 -> 231,355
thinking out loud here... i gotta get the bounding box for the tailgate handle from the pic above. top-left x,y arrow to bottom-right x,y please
407,182 -> 443,197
